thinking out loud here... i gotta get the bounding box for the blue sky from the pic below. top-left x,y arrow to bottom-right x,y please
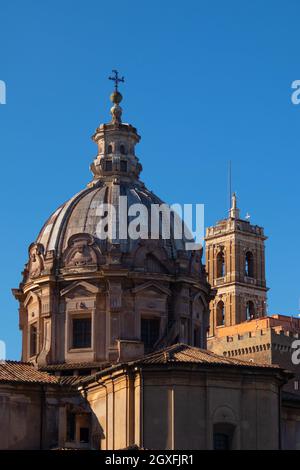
1,0 -> 300,359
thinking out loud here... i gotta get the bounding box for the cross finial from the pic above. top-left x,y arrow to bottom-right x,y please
109,69 -> 125,91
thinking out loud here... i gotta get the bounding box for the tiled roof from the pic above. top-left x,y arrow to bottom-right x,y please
1,345 -> 282,388
132,343 -> 281,369
59,376 -> 89,386
42,361 -> 110,371
79,343 -> 283,387
0,361 -> 60,384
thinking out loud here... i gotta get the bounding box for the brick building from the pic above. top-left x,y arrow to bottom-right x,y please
208,314 -> 300,394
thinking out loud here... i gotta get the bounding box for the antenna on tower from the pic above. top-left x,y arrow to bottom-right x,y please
228,160 -> 232,214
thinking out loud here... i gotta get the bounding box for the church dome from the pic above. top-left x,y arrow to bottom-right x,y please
34,85 -> 190,267
36,176 -> 186,260
14,73 -> 212,368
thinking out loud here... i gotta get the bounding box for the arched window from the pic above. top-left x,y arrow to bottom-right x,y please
217,251 -> 225,278
120,144 -> 126,155
216,300 -> 225,327
246,300 -> 255,320
107,144 -> 113,154
245,251 -> 254,277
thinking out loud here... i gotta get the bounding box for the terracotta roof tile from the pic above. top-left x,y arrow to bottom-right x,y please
132,343 -> 281,369
41,362 -> 110,371
0,361 -> 59,385
78,343 -> 282,387
59,376 -> 88,386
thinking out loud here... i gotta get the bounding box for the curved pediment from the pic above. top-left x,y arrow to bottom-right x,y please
62,233 -> 103,270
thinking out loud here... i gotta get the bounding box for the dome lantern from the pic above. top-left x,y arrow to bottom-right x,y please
89,70 -> 142,185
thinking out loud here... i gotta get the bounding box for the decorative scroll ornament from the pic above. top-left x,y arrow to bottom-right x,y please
28,243 -> 44,279
63,234 -> 98,267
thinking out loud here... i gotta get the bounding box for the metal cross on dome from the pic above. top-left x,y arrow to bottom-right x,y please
109,69 -> 125,91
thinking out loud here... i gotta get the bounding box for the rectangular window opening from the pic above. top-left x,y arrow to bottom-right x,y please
30,323 -> 37,357
67,412 -> 76,442
80,427 -> 90,443
72,318 -> 91,349
141,318 -> 160,352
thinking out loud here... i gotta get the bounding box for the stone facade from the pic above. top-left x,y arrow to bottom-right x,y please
83,346 -> 285,450
282,393 -> 300,449
0,345 -> 289,450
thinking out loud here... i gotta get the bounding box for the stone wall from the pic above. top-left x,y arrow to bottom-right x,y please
282,397 -> 300,449
85,364 -> 282,450
0,382 -> 84,450
0,383 -> 58,449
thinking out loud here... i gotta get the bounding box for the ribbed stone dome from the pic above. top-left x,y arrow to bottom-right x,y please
36,179 -> 187,258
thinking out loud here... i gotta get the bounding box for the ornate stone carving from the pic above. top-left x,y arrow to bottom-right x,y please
133,240 -> 173,273
107,243 -> 122,265
189,249 -> 202,275
63,234 -> 98,268
28,243 -> 44,279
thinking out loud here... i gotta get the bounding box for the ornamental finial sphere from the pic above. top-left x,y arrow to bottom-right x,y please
110,91 -> 123,105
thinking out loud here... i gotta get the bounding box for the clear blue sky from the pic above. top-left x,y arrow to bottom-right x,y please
1,0 -> 300,359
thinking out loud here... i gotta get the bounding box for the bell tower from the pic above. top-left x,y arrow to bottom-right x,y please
205,193 -> 268,337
